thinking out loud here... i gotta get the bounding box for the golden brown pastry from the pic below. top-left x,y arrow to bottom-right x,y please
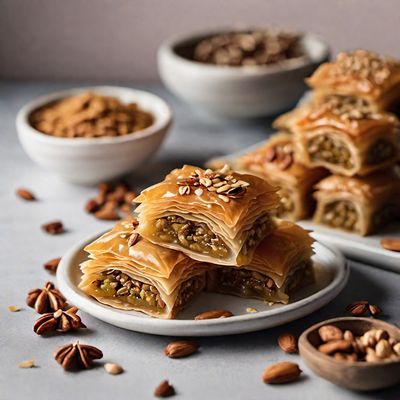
307,50 -> 400,111
292,94 -> 399,176
235,132 -> 328,220
135,165 -> 280,266
206,221 -> 314,304
313,170 -> 400,235
79,218 -> 207,319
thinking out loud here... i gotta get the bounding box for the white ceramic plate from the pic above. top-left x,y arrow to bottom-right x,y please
211,143 -> 400,274
57,231 -> 348,336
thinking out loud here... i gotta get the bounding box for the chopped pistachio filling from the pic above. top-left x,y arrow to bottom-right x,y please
89,270 -> 166,311
154,215 -> 229,258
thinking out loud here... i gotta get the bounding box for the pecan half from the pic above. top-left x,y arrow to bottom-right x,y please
43,257 -> 61,274
277,333 -> 298,354
345,300 -> 369,316
368,304 -> 382,316
54,341 -> 103,371
26,282 -> 66,314
16,188 -> 36,201
154,380 -> 175,397
194,309 -> 233,320
164,340 -> 199,358
33,307 -> 86,335
262,361 -> 302,384
42,220 -> 64,235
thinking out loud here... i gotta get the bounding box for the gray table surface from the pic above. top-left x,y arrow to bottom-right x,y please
0,81 -> 399,400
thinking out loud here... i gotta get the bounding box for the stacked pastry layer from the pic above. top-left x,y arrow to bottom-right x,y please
231,50 -> 400,235
79,165 -> 315,319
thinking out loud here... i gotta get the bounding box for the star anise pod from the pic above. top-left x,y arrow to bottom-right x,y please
33,307 -> 86,335
26,281 -> 66,314
54,341 -> 103,371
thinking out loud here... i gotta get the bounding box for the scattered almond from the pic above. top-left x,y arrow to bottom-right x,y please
42,220 -> 64,235
43,257 -> 61,274
154,380 -> 175,397
318,340 -> 352,355
278,333 -> 298,354
94,206 -> 119,221
194,310 -> 233,320
164,340 -> 199,358
318,325 -> 343,342
345,300 -> 368,316
262,361 -> 302,384
8,305 -> 21,312
368,304 -> 381,316
380,238 -> 400,252
16,188 -> 36,201
104,363 -> 124,375
18,360 -> 35,368
85,199 -> 100,213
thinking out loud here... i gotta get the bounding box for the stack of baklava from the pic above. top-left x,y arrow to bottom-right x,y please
79,165 -> 314,319
232,50 -> 400,235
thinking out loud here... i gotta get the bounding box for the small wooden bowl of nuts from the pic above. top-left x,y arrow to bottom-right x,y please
299,317 -> 400,391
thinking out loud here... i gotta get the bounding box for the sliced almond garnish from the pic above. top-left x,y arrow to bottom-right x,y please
8,305 -> 21,312
18,360 -> 35,368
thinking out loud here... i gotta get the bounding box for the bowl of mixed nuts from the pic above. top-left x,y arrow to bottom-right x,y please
299,317 -> 400,391
158,28 -> 329,118
16,86 -> 172,184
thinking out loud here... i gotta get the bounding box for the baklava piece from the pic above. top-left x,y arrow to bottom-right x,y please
135,165 -> 280,266
206,221 -> 314,304
79,218 -> 207,319
235,132 -> 328,220
313,170 -> 400,236
293,95 -> 399,176
306,50 -> 400,112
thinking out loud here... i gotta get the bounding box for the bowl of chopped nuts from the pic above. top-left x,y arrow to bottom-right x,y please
158,28 -> 330,118
16,86 -> 172,185
299,317 -> 400,391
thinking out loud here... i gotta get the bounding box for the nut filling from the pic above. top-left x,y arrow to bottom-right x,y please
89,270 -> 203,313
90,270 -> 167,311
277,190 -> 295,217
366,139 -> 395,164
154,215 -> 229,258
212,261 -> 312,301
322,201 -> 359,231
308,134 -> 354,169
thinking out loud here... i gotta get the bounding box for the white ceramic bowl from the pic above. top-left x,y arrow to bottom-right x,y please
158,30 -> 330,118
16,86 -> 172,185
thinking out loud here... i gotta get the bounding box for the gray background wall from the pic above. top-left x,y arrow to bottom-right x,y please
0,0 -> 399,82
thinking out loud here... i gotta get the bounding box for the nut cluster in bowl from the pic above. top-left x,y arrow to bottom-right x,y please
193,29 -> 306,67
29,91 -> 154,139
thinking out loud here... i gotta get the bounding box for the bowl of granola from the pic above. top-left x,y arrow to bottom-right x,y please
158,28 -> 330,118
16,86 -> 172,185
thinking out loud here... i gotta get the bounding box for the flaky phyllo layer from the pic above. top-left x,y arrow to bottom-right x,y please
79,218 -> 315,318
79,218 -> 207,319
134,165 -> 281,266
206,220 -> 315,304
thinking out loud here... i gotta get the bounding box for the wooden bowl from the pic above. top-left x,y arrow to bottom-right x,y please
299,317 -> 400,391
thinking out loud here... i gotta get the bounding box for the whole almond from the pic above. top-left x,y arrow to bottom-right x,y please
343,330 -> 354,342
375,339 -> 392,359
318,325 -> 343,342
278,333 -> 298,354
318,340 -> 352,355
104,362 -> 123,375
164,340 -> 198,358
262,361 -> 302,384
194,310 -> 233,320
368,304 -> 382,316
380,238 -> 400,252
16,188 -> 36,201
154,380 -> 175,397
